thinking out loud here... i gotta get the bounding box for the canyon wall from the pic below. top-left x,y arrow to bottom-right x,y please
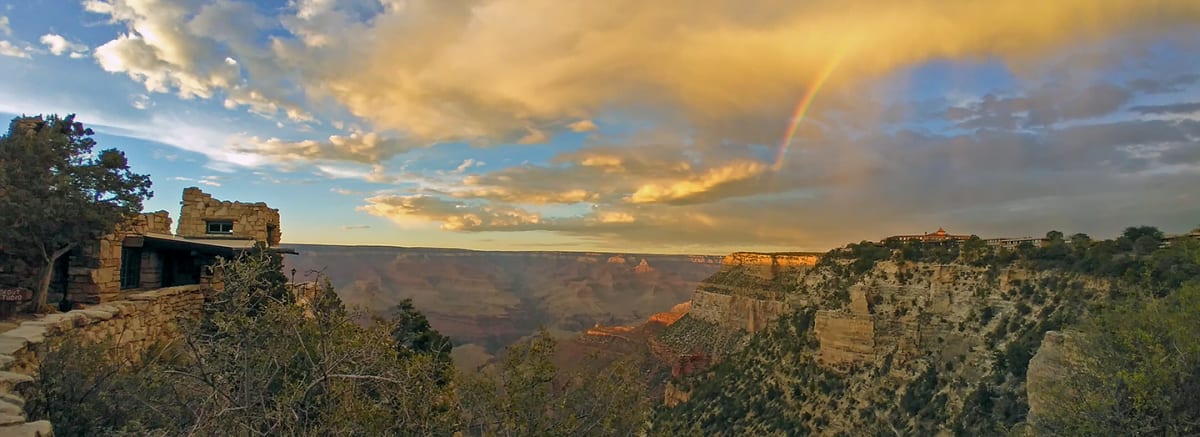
719,252 -> 821,280
813,287 -> 875,366
653,254 -> 1121,435
282,244 -> 723,353
686,252 -> 820,332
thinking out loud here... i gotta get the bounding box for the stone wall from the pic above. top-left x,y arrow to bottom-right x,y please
0,212 -> 172,300
68,211 -> 174,304
176,188 -> 281,246
0,284 -> 209,436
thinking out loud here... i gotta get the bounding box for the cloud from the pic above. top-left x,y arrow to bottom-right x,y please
60,0 -> 1200,251
1130,102 -> 1200,116
945,82 -> 1136,130
39,33 -> 88,57
1126,74 -> 1200,94
453,158 -> 485,173
313,163 -> 402,183
171,176 -> 224,187
130,94 -> 152,110
0,40 -> 29,58
340,224 -> 371,230
627,160 -> 770,205
359,195 -> 544,231
568,120 -> 598,133
86,0 -> 310,121
83,0 -> 1200,154
516,127 -> 548,144
449,187 -> 599,204
0,15 -> 10,37
297,0 -> 1200,146
230,132 -> 416,164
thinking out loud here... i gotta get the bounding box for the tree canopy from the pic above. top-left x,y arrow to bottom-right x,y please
0,114 -> 152,310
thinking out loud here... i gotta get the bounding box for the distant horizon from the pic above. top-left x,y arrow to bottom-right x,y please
276,222 -> 1199,257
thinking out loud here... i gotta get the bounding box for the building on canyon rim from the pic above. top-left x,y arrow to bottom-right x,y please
881,227 -> 1048,248
0,187 -> 290,305
883,227 -> 974,244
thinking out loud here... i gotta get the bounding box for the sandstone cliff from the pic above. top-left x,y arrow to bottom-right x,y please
653,255 -> 1114,435
686,252 -> 820,332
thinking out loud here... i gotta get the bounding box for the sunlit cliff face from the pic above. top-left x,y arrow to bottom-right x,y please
4,1 -> 1199,252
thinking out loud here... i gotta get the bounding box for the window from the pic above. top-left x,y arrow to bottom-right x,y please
206,220 -> 234,234
120,247 -> 141,290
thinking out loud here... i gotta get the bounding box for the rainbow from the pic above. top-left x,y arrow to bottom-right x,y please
771,50 -> 847,172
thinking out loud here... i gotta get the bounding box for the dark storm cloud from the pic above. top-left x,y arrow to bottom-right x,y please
1125,74 -> 1200,94
946,83 -> 1135,130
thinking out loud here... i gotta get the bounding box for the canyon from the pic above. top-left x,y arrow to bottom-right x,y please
281,244 -> 723,361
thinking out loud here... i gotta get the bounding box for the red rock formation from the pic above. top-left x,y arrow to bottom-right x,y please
648,301 -> 691,326
634,258 -> 655,274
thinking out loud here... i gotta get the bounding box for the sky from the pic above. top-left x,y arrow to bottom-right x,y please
0,0 -> 1198,255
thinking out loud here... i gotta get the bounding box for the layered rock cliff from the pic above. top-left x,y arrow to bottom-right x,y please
652,255 -> 1114,435
687,252 -> 820,332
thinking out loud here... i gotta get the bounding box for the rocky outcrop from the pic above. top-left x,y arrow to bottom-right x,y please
720,252 -> 820,280
1026,330 -> 1082,430
689,290 -> 789,332
648,301 -> 691,326
814,313 -> 875,366
634,259 -> 655,274
682,252 -> 820,332
814,287 -> 875,367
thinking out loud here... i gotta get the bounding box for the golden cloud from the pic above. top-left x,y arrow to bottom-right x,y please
231,132 -> 416,164
448,187 -> 599,204
304,0 -> 1200,144
85,0 -> 1200,162
628,160 -> 769,204
359,195 -> 544,231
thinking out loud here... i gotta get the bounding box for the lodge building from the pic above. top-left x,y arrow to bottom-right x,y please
0,188 -> 288,305
882,227 -> 1048,248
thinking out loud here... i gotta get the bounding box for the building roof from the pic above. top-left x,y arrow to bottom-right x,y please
124,232 -> 296,256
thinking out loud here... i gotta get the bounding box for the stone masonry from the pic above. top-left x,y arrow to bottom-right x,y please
176,188 -> 282,246
68,211 -> 173,304
0,284 -> 210,436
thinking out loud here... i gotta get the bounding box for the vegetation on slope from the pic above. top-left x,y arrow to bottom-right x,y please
652,227 -> 1200,436
1033,283 -> 1200,435
25,250 -> 650,436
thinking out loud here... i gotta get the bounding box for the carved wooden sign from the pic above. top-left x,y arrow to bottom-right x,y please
0,287 -> 32,301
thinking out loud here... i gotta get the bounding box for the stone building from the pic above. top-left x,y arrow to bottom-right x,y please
2,187 -> 285,305
883,227 -> 974,244
882,227 -> 1049,248
175,187 -> 282,246
983,236 -> 1048,248
1163,227 -> 1200,245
